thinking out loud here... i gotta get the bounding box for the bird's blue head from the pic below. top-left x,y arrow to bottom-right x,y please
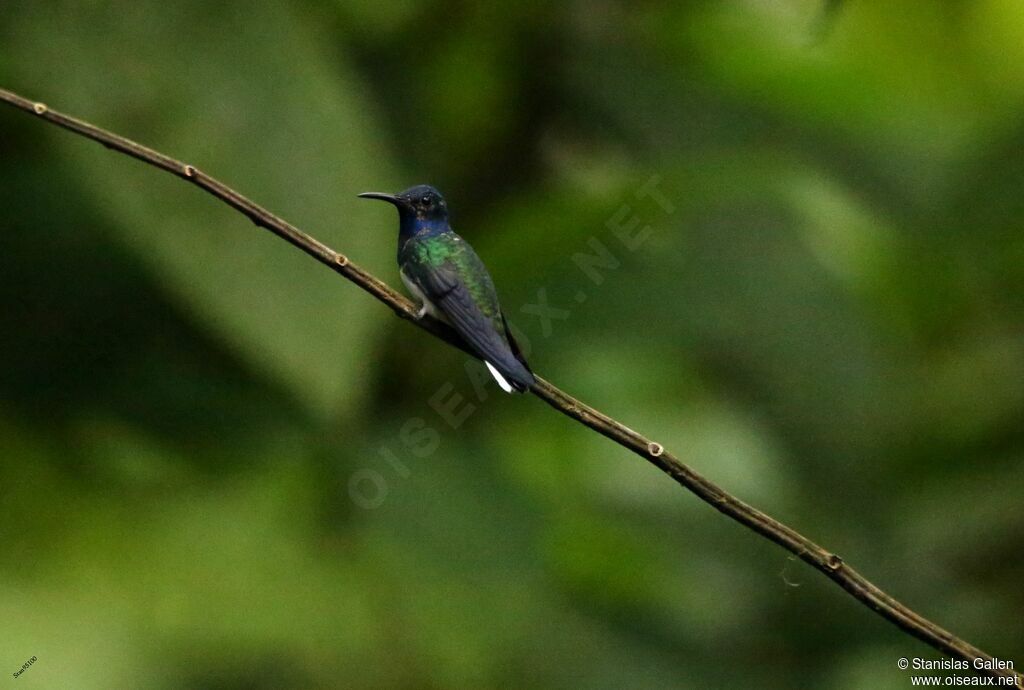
358,184 -> 450,239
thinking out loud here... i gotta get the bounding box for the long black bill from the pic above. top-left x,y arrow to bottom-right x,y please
357,192 -> 401,204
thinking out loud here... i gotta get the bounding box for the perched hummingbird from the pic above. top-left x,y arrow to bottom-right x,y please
358,185 -> 536,393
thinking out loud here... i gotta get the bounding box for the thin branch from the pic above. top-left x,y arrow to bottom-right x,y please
2,87 -> 1018,685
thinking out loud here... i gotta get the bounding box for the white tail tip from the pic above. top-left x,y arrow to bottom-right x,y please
485,361 -> 515,394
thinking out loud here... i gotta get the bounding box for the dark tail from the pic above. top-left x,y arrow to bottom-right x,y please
499,314 -> 535,393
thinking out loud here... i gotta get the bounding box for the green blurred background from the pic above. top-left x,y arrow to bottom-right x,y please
1,1 -> 1022,688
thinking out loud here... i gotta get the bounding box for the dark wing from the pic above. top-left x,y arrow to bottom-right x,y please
404,241 -> 534,391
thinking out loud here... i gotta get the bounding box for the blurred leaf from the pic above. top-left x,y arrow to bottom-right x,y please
3,1 -> 397,417
3,0 -> 1024,686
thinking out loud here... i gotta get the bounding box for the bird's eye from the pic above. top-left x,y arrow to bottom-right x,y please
420,195 -> 433,206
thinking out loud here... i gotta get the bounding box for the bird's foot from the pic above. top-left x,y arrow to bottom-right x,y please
415,303 -> 428,320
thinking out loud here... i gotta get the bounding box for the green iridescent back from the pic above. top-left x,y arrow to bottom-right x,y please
401,232 -> 504,326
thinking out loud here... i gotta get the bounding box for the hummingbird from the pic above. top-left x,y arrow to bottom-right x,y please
358,185 -> 536,393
